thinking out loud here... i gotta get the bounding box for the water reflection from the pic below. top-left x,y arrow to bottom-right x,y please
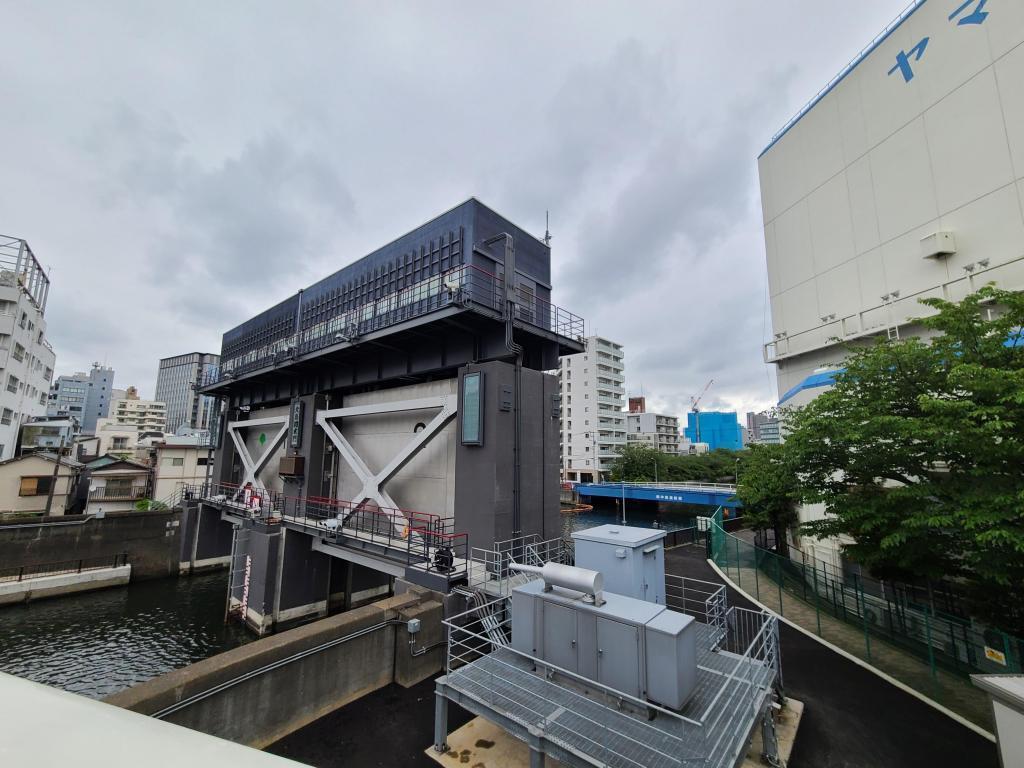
0,571 -> 250,699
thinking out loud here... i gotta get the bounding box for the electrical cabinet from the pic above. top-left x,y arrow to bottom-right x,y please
572,524 -> 667,605
510,578 -> 696,709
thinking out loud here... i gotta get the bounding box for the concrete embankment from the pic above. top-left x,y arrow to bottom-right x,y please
105,584 -> 445,750
0,565 -> 131,605
0,509 -> 183,579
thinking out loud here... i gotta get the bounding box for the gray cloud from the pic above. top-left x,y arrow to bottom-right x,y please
0,0 -> 904,414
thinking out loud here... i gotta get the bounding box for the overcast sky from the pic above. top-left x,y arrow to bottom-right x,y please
1,1 -> 902,419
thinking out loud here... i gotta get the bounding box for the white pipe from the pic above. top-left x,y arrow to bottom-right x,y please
510,561 -> 604,603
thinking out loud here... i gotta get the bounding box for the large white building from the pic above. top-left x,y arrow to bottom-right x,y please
759,0 -> 1024,561
626,411 -> 681,454
104,394 -> 167,434
558,336 -> 626,482
0,236 -> 56,462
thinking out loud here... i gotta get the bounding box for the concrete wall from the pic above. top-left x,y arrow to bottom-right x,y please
105,588 -> 445,750
455,361 -> 561,551
0,508 -> 182,579
178,500 -> 234,572
334,379 -> 458,516
0,564 -> 131,606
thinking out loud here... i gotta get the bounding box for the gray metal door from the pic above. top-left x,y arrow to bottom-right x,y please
543,602 -> 578,673
596,618 -> 641,697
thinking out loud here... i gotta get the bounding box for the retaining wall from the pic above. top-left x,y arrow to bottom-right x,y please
105,585 -> 445,749
0,509 -> 182,579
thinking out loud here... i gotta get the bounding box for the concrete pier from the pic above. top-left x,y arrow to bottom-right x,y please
0,564 -> 131,606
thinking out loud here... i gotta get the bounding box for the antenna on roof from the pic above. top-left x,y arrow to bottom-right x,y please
543,210 -> 552,247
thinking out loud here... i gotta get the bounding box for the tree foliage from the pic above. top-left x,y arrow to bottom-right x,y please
607,444 -> 742,484
735,443 -> 800,557
785,286 -> 1024,630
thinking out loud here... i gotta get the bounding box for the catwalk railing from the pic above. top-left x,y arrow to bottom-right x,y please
201,263 -> 585,387
191,482 -> 468,582
443,597 -> 778,768
0,552 -> 128,583
710,522 -> 1023,679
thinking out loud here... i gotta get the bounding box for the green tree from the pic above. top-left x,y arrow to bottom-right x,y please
735,443 -> 799,558
607,445 -> 742,484
787,286 -> 1024,630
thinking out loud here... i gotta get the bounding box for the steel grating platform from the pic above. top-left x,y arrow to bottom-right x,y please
438,623 -> 776,768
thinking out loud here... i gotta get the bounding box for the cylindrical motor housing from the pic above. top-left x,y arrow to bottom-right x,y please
510,561 -> 604,597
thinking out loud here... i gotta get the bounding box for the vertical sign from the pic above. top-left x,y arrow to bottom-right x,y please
462,371 -> 484,445
240,555 -> 252,617
289,399 -> 304,450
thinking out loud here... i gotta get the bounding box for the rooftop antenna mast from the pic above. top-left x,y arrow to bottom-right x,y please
543,210 -> 552,247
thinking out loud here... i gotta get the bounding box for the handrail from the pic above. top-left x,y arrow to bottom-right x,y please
0,552 -> 128,583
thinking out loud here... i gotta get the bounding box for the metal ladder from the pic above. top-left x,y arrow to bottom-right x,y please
223,524 -> 252,625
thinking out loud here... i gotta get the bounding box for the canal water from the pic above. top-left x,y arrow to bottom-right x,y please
568,499 -> 704,533
0,571 -> 251,699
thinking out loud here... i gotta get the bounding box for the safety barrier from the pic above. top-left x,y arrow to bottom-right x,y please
0,552 -> 128,583
710,523 -> 1023,679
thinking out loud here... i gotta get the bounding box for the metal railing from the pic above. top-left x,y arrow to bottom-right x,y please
89,485 -> 149,501
579,481 -> 738,493
469,533 -> 573,596
665,574 -> 727,639
443,596 -> 778,768
191,482 -> 468,582
0,552 -> 128,583
710,522 -> 1024,679
201,263 -> 585,388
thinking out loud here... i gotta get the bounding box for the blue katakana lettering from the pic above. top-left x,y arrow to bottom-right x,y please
889,37 -> 930,83
949,0 -> 989,26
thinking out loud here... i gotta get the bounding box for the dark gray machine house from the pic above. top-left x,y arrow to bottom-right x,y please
186,199 -> 585,633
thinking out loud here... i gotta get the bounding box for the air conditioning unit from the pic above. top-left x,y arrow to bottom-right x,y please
920,231 -> 956,259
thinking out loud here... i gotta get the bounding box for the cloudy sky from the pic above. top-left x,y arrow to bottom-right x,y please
1,1 -> 902,419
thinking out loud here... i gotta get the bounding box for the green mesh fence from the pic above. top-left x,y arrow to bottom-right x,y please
709,523 -> 1022,680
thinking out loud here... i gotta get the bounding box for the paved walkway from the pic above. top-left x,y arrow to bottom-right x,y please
720,558 -> 992,729
665,546 -> 997,768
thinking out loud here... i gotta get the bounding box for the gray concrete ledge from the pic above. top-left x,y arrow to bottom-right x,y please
0,565 -> 131,606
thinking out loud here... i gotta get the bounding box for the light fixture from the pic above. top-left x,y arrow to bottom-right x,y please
963,263 -> 975,273
978,259 -> 990,268
881,294 -> 890,302
891,290 -> 900,299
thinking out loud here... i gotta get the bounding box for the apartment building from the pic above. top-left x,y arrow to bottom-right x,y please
558,336 -> 626,482
626,411 -> 681,454
0,236 -> 57,462
108,394 -> 167,433
48,364 -> 115,433
155,352 -> 220,434
746,409 -> 782,445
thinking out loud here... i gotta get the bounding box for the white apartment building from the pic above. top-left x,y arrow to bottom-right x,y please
558,336 -> 626,482
0,236 -> 56,462
626,411 -> 681,454
109,395 -> 167,433
759,1 -> 1024,562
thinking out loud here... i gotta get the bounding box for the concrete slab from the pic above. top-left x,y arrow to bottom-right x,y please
743,698 -> 804,767
425,717 -> 567,768
0,564 -> 131,605
425,701 -> 804,768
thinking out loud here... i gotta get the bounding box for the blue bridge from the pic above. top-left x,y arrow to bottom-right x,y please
575,482 -> 741,509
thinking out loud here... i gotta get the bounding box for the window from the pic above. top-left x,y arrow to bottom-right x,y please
6,375 -> 18,394
20,476 -> 53,497
0,408 -> 11,425
197,457 -> 210,466
111,437 -> 129,450
12,343 -> 24,362
162,457 -> 184,467
461,371 -> 483,445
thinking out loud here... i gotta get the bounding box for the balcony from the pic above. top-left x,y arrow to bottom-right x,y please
90,485 -> 148,501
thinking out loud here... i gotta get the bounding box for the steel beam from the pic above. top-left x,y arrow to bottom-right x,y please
226,415 -> 290,490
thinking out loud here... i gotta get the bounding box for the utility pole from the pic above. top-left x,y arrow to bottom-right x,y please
43,436 -> 66,517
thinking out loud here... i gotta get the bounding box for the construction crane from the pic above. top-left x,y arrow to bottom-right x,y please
690,379 -> 714,445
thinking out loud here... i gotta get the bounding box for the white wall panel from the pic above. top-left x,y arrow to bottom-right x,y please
858,21 -> 925,149
880,219 -> 944,297
995,42 -> 1024,182
780,279 -> 820,337
986,0 -> 1024,59
797,91 -> 846,195
846,155 -> 882,255
869,118 -> 940,242
940,185 -> 1024,278
856,248 -> 887,314
924,68 -> 1014,214
816,260 -> 860,320
808,173 -> 856,273
772,199 -> 815,293
915,5 -> 993,113
764,222 -> 782,299
836,65 -> 869,165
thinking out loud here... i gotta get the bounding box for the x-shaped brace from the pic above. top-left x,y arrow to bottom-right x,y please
316,395 -> 458,536
227,415 -> 290,491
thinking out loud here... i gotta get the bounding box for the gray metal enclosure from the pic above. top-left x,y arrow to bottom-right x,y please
573,524 -> 667,605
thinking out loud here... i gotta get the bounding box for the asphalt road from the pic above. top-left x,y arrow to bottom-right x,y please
267,546 -> 1000,768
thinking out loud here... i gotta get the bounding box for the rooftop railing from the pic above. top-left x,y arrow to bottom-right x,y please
201,263 -> 585,388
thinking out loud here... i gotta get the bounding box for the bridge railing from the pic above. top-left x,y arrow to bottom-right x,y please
581,481 -> 737,492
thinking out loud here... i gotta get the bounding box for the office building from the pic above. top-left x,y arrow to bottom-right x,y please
558,336 -> 626,482
155,352 -> 221,434
626,411 -> 681,454
746,410 -> 782,445
683,411 -> 742,451
0,235 -> 57,462
48,364 -> 115,434
759,1 -> 1024,561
